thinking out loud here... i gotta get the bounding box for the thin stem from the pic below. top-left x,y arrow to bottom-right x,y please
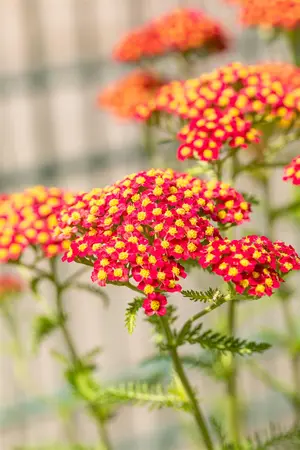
142,122 -> 157,166
189,300 -> 226,323
227,300 -> 240,446
50,258 -> 113,450
286,29 -> 300,67
159,316 -> 214,450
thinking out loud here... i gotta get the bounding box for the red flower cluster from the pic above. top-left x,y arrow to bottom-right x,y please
0,186 -> 73,263
136,62 -> 300,161
113,8 -> 227,62
98,70 -> 164,120
283,156 -> 300,185
199,235 -> 300,297
0,274 -> 23,299
228,0 -> 300,30
256,63 -> 300,88
56,169 -> 251,315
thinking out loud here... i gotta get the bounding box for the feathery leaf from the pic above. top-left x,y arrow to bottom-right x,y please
125,297 -> 144,334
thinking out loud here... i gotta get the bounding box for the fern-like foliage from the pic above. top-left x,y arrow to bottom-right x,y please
247,424 -> 300,449
96,382 -> 191,412
176,322 -> 270,355
125,297 -> 144,334
181,288 -> 225,303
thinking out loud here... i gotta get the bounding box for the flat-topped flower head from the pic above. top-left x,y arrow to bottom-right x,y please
227,0 -> 300,30
98,70 -> 164,120
199,235 -> 300,297
136,62 -> 300,161
284,156 -> 300,185
0,186 -> 73,263
0,273 -> 23,300
57,169 -> 251,315
113,8 -> 228,62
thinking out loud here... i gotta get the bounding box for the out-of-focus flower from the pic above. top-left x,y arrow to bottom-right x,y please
199,235 -> 300,296
227,0 -> 300,30
136,62 -> 300,161
98,70 -> 165,120
56,169 -> 251,314
0,186 -> 74,263
255,63 -> 300,88
113,8 -> 228,62
284,156 -> 300,185
0,273 -> 23,299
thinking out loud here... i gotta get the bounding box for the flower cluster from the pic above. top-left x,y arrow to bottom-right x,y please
98,70 -> 164,120
256,63 -> 300,88
284,156 -> 300,185
0,273 -> 23,299
228,0 -> 300,30
0,186 -> 73,263
199,235 -> 300,297
136,62 -> 300,161
56,169 -> 251,315
113,8 -> 227,63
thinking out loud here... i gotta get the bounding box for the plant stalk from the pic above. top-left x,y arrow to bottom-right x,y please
50,258 -> 113,450
159,315 -> 214,450
143,122 -> 157,166
286,29 -> 300,67
227,300 -> 240,446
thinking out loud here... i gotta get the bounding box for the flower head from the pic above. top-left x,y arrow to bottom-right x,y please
199,235 -> 300,297
143,293 -> 167,316
113,8 -> 227,62
228,0 -> 300,30
98,70 -> 164,120
283,156 -> 300,185
0,273 -> 23,300
56,169 -> 251,313
0,186 -> 73,263
137,62 -> 300,161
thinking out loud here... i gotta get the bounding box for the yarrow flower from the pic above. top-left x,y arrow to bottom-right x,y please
227,0 -> 300,30
0,186 -> 73,263
136,62 -> 300,161
199,235 -> 300,297
56,169 -> 251,315
98,70 -> 165,120
113,8 -> 228,63
0,274 -> 23,299
283,156 -> 300,185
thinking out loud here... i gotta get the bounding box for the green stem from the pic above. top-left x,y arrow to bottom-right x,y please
286,28 -> 300,67
50,259 -> 113,450
143,122 -> 157,166
227,300 -> 240,446
159,316 -> 214,450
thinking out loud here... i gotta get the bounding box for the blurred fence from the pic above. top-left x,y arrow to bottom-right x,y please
0,0 -> 299,449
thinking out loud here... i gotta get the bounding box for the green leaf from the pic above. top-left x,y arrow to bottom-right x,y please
182,288 -> 225,303
245,423 -> 300,449
95,382 -> 191,412
157,138 -> 175,145
125,297 -> 144,334
177,323 -> 271,355
73,283 -> 109,306
32,313 -> 66,350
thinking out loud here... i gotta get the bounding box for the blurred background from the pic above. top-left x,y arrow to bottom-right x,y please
1,0 -> 299,449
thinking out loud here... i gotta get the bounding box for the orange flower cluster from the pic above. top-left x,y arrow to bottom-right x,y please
136,62 -> 300,161
113,8 -> 227,62
0,186 -> 73,263
0,273 -> 23,299
56,169 -> 252,314
199,235 -> 300,297
98,70 -> 164,120
228,0 -> 300,30
284,156 -> 300,185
